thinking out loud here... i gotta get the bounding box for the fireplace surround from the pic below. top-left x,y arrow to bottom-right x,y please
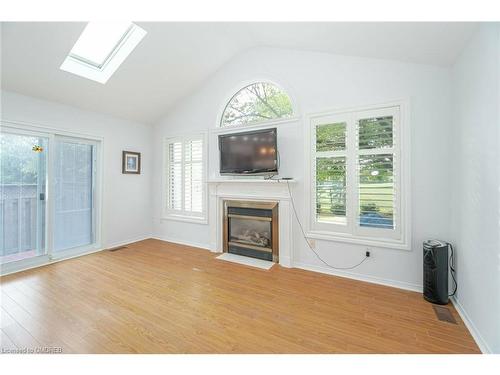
223,200 -> 279,262
208,179 -> 294,268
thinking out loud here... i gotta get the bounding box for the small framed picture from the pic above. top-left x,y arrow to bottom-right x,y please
122,151 -> 141,174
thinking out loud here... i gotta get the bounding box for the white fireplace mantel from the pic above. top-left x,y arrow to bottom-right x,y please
207,179 -> 295,268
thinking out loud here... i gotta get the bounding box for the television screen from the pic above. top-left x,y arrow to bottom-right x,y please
219,128 -> 278,175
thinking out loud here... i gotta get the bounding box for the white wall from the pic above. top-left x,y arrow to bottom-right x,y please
3,35 -> 497,353
450,24 -> 500,354
1,90 -> 153,248
152,47 -> 452,291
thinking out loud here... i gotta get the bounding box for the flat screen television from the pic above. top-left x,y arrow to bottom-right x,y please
219,128 -> 278,175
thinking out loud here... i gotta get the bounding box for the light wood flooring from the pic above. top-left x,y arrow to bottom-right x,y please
0,239 -> 480,353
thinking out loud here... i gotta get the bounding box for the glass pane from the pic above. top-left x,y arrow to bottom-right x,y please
316,122 -> 346,152
229,217 -> 271,248
221,82 -> 293,127
54,140 -> 94,252
358,154 -> 394,229
358,116 -> 393,149
316,157 -> 346,224
0,133 -> 47,264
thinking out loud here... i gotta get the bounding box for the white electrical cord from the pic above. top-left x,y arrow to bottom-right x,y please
286,181 -> 368,270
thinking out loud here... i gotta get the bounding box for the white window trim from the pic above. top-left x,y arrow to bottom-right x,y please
304,100 -> 411,251
0,119 -> 104,275
162,133 -> 208,224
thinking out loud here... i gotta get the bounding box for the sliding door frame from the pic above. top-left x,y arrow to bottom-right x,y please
0,120 -> 103,275
50,135 -> 101,260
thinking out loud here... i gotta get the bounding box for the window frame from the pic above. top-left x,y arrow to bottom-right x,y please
163,133 -> 208,224
305,101 -> 411,250
217,80 -> 297,128
52,135 -> 99,257
311,112 -> 352,235
354,107 -> 401,240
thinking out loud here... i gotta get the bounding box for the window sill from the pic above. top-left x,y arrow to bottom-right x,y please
306,230 -> 411,251
161,214 -> 208,225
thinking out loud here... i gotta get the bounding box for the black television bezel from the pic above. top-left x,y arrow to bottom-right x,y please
218,127 -> 278,175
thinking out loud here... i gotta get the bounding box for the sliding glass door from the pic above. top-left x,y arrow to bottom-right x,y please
0,131 -> 48,265
0,126 -> 101,274
52,137 -> 97,257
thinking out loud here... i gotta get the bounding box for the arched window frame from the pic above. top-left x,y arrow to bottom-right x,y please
217,80 -> 297,128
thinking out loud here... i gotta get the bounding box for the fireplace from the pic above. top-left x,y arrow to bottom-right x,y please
223,200 -> 279,262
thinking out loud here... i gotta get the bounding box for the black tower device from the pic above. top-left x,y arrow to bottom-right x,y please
423,240 -> 451,305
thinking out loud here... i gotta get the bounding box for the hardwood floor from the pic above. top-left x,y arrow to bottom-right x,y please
0,239 -> 480,353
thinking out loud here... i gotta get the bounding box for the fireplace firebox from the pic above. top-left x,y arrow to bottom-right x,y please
223,200 -> 279,262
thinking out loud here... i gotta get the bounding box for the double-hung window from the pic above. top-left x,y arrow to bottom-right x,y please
309,104 -> 408,248
164,135 -> 206,222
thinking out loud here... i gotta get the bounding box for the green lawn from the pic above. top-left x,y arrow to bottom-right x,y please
317,182 -> 394,218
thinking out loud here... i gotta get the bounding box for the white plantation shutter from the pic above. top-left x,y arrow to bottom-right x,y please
168,142 -> 182,210
311,105 -> 403,244
184,139 -> 203,213
356,114 -> 396,231
313,121 -> 348,226
357,153 -> 395,229
165,135 -> 205,219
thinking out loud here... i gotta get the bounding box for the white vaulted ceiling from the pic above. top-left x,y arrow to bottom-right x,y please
1,22 -> 478,124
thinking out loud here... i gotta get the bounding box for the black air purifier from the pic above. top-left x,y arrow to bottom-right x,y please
423,240 -> 451,305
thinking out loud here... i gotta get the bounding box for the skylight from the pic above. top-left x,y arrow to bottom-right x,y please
60,22 -> 146,84
70,22 -> 133,68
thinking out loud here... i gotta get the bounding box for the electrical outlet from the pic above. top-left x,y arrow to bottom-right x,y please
366,247 -> 372,257
308,238 -> 316,249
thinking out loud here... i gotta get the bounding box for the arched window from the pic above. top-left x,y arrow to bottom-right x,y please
220,82 -> 293,127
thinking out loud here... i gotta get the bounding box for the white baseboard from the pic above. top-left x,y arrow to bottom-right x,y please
293,261 -> 422,293
105,235 -> 152,250
450,296 -> 492,354
152,235 -> 214,251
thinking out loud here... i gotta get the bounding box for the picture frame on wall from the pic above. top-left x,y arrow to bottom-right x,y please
122,151 -> 141,174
